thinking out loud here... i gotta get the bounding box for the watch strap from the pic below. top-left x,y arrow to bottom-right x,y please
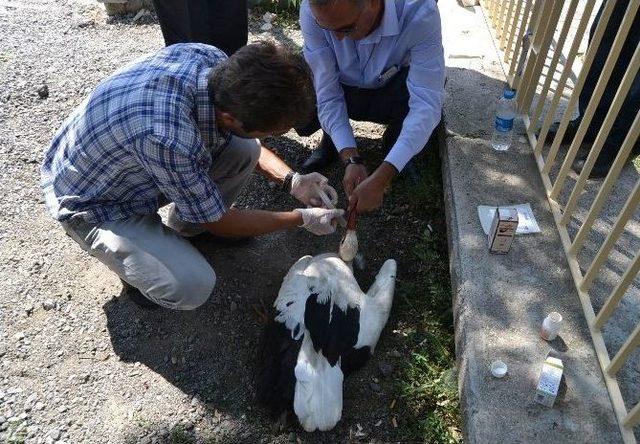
282,171 -> 295,193
344,155 -> 364,166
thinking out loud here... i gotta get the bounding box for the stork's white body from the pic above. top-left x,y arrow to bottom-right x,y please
274,253 -> 397,432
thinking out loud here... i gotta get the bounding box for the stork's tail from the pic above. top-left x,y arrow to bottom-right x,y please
293,334 -> 343,432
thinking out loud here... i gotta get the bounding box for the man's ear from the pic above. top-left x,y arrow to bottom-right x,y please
218,111 -> 242,129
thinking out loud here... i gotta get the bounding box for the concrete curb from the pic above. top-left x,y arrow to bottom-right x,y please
439,97 -> 622,443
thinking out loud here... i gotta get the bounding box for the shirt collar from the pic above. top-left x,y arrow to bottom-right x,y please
359,0 -> 400,44
196,68 -> 230,149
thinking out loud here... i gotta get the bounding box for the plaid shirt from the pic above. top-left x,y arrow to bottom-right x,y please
41,43 -> 231,224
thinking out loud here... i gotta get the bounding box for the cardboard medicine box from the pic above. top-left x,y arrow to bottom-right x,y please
535,356 -> 564,407
488,207 -> 518,254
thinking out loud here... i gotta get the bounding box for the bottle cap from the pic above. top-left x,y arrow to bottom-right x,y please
491,359 -> 508,378
547,311 -> 562,324
503,89 -> 516,99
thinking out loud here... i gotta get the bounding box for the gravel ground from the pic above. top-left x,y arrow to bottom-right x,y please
0,2 -> 440,443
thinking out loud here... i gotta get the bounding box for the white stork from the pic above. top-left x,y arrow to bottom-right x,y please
257,253 -> 396,432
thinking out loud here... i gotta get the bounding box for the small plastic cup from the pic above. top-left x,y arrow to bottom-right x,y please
540,312 -> 563,341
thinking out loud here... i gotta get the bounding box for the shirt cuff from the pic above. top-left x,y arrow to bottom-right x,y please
384,143 -> 414,172
330,125 -> 357,152
174,183 -> 227,224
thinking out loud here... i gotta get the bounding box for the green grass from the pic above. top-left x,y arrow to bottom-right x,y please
169,426 -> 195,444
632,154 -> 640,173
0,51 -> 11,66
391,146 -> 462,443
3,422 -> 27,444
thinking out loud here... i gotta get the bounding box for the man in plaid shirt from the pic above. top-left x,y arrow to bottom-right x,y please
41,42 -> 343,310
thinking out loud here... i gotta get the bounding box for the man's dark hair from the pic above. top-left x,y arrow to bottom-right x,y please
208,41 -> 315,133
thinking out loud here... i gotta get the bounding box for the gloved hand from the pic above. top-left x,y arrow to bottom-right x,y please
294,208 -> 345,236
290,172 -> 339,208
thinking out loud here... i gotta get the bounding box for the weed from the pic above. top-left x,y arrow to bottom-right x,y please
391,144 -> 462,443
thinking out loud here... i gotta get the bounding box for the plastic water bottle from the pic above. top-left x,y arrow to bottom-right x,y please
491,89 -> 517,151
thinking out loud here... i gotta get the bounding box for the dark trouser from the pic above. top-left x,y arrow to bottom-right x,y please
152,0 -> 248,56
579,0 -> 640,162
297,68 -> 412,153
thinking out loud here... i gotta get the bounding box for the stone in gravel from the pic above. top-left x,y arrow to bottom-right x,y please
24,304 -> 34,315
0,416 -> 5,424
377,361 -> 395,378
76,18 -> 94,28
369,382 -> 382,393
13,332 -> 25,341
43,299 -> 56,311
387,349 -> 402,358
24,393 -> 38,411
230,301 -> 238,312
171,356 -> 178,365
37,84 -> 49,99
132,9 -> 149,23
48,428 -> 61,440
35,402 -> 45,411
57,405 -> 67,413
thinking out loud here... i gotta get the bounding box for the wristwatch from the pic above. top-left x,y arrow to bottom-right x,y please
344,155 -> 364,166
282,171 -> 295,193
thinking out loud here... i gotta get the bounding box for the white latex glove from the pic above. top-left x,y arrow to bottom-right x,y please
294,208 -> 345,236
290,172 -> 339,208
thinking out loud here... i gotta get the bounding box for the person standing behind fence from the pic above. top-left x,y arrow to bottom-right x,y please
152,0 -> 248,56
545,0 -> 639,179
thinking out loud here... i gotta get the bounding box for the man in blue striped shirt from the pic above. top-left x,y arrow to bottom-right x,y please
41,42 -> 343,310
298,0 -> 445,213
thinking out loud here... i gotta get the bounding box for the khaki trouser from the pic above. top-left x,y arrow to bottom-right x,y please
61,136 -> 261,310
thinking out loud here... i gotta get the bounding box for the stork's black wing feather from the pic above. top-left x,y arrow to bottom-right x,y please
256,320 -> 303,417
304,293 -> 360,367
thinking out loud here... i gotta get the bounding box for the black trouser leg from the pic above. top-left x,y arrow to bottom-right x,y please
580,0 -> 639,145
152,0 -> 191,46
153,0 -> 248,56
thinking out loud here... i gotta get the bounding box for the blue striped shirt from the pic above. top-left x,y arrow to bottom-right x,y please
41,43 -> 230,224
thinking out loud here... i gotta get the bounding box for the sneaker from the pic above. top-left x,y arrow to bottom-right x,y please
121,280 -> 161,310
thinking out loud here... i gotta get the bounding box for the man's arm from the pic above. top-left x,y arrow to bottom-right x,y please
202,208 -> 302,237
382,8 -> 445,173
255,144 -> 293,183
351,6 -> 445,213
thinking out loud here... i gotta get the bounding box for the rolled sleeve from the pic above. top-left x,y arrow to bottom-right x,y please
300,1 -> 356,151
137,134 -> 226,223
385,8 -> 445,171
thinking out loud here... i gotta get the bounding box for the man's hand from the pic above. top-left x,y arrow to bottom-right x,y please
294,207 -> 345,235
348,162 -> 397,213
339,147 -> 368,196
290,172 -> 338,208
343,163 -> 369,196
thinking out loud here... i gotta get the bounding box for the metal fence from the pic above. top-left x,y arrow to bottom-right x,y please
480,0 -> 640,442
